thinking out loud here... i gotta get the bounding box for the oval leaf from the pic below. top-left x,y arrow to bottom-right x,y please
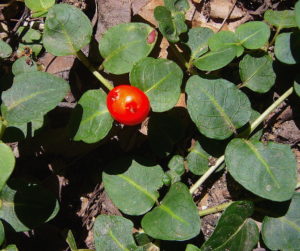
0,179 -> 59,232
186,75 -> 251,140
225,139 -> 297,202
141,182 -> 201,241
264,10 -> 297,29
236,21 -> 270,49
239,54 -> 276,93
262,193 -> 300,251
43,4 -> 92,56
186,27 -> 214,60
0,40 -> 12,59
99,23 -> 157,74
1,71 -> 69,124
275,31 -> 300,65
1,245 -> 19,251
294,74 -> 300,97
186,244 -> 200,251
94,215 -> 138,251
71,89 -> 113,144
103,158 -> 164,215
0,221 -> 4,246
12,56 -> 38,76
25,0 -> 55,13
0,142 -> 15,191
187,141 -> 210,175
130,57 -> 183,112
200,201 -> 259,251
193,47 -> 236,71
296,1 -> 300,29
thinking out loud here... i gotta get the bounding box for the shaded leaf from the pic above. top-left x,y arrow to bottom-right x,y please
17,27 -> 42,57
142,182 -> 201,241
25,0 -> 55,13
262,193 -> 300,251
0,179 -> 59,232
186,244 -> 200,251
225,139 -> 297,201
275,31 -> 300,64
164,0 -> 189,12
0,142 -> 15,191
130,57 -> 183,112
99,23 -> 156,74
294,74 -> 300,97
12,57 -> 38,76
43,4 -> 92,56
0,40 -> 12,59
186,75 -> 251,140
71,89 -> 113,144
0,220 -> 4,246
1,71 -> 69,124
200,201 -> 259,251
239,54 -> 276,93
168,155 -> 185,176
103,158 -> 164,215
264,10 -> 297,29
0,245 -> 19,251
94,215 -> 138,251
187,141 -> 210,176
296,1 -> 300,29
236,21 -> 270,49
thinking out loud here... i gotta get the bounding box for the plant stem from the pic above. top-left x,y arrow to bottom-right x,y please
76,50 -> 113,91
0,118 -> 7,140
189,87 -> 294,194
199,201 -> 233,217
269,27 -> 281,47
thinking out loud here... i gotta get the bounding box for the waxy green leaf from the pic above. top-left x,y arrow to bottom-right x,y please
142,182 -> 200,241
236,21 -> 270,49
94,215 -> 138,251
264,10 -> 297,29
239,54 -> 276,93
187,141 -> 210,175
186,75 -> 251,140
130,57 -> 183,112
1,71 -> 69,124
0,179 -> 59,232
103,158 -> 164,215
225,139 -> 297,201
99,23 -> 157,74
0,142 -> 15,191
262,193 -> 300,251
71,89 -> 113,144
200,201 -> 259,251
43,4 -> 92,56
12,57 -> 38,76
0,40 -> 12,59
275,32 -> 300,64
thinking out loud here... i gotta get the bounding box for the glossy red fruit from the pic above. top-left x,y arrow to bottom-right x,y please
107,85 -> 150,125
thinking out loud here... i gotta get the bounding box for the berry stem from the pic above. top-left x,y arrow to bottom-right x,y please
76,50 -> 114,91
199,201 -> 233,217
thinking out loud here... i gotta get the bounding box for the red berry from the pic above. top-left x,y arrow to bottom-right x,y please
107,85 -> 150,126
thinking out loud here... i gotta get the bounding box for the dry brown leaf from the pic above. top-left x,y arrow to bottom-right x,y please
210,0 -> 245,20
138,0 -> 163,26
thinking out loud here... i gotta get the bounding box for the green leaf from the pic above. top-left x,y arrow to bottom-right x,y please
296,1 -> 300,29
66,230 -> 78,251
130,57 -> 183,112
264,10 -> 297,29
71,89 -> 113,144
294,74 -> 300,97
103,158 -> 164,215
200,201 -> 259,251
0,40 -> 12,59
275,32 -> 300,65
12,57 -> 38,76
225,139 -> 297,201
186,75 -> 251,140
1,245 -> 18,251
193,47 -> 236,71
0,142 -> 15,191
99,23 -> 157,75
185,27 -> 214,60
186,244 -> 200,251
0,220 -> 4,246
168,155 -> 185,176
25,0 -> 55,13
262,193 -> 300,251
0,179 -> 59,232
94,215 -> 138,251
154,6 -> 187,43
17,27 -> 42,57
187,141 -> 210,175
208,31 -> 244,57
1,71 -> 69,124
43,4 -> 92,56
164,0 -> 189,12
142,182 -> 200,241
239,54 -> 276,93
236,21 -> 270,49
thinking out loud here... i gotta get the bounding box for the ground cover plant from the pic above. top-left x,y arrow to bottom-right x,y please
0,0 -> 300,250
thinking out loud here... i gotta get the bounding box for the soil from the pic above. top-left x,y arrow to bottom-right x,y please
0,0 -> 299,250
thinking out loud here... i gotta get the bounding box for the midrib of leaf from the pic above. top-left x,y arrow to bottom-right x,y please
243,140 -> 281,188
108,230 -> 130,251
243,57 -> 268,86
159,204 -> 189,225
277,11 -> 294,29
240,29 -> 262,44
190,149 -> 209,160
80,109 -> 109,125
279,216 -> 300,232
118,174 -> 157,203
6,89 -> 53,111
145,71 -> 174,94
198,86 -> 237,133
196,47 -> 232,60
